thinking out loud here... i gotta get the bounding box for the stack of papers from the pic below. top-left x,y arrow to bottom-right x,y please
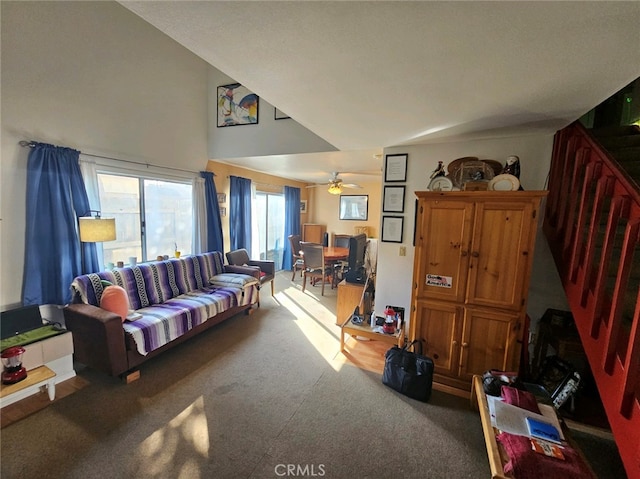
487,395 -> 565,442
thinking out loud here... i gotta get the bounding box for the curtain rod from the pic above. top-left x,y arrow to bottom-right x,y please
226,175 -> 285,190
19,140 -> 199,175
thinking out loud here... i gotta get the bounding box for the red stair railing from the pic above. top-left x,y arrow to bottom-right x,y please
544,120 -> 640,479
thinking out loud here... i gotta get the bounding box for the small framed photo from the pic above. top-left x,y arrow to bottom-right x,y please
217,193 -> 226,204
382,216 -> 404,243
383,185 -> 406,213
219,206 -> 227,217
384,154 -> 408,182
274,107 -> 290,120
300,200 -> 308,213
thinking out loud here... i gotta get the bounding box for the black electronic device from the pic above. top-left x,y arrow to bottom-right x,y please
1,305 -> 44,340
345,234 -> 368,284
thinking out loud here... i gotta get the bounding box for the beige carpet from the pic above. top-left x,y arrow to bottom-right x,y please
0,272 -> 625,478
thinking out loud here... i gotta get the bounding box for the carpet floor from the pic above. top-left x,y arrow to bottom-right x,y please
0,272 -> 626,478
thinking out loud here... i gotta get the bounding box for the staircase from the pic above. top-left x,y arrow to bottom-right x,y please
543,120 -> 640,479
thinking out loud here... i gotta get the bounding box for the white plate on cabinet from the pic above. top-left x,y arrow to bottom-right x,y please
488,174 -> 520,191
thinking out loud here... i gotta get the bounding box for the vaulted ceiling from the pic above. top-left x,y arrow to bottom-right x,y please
120,1 -> 640,182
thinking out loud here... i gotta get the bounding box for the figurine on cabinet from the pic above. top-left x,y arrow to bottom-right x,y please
502,155 -> 521,178
430,161 -> 446,179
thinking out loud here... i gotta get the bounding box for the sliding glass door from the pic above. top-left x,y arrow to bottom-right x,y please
255,192 -> 285,270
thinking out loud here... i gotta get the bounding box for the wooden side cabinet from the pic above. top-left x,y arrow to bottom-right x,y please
302,223 -> 326,244
410,191 -> 546,396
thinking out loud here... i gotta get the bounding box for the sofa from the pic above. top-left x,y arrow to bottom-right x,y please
63,251 -> 260,378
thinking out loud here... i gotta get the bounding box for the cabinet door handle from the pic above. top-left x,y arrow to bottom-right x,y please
460,251 -> 468,257
471,252 -> 479,258
462,342 -> 469,348
452,340 -> 458,346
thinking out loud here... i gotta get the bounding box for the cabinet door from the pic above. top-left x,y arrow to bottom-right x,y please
458,307 -> 522,382
412,300 -> 462,378
415,200 -> 473,302
466,200 -> 535,310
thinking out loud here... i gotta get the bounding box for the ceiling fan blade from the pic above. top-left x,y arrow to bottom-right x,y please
342,183 -> 362,189
340,170 -> 381,177
305,184 -> 327,188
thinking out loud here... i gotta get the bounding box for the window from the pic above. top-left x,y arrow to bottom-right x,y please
97,173 -> 192,265
255,192 -> 284,270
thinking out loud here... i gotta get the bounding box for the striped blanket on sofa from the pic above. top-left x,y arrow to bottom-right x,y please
70,252 -> 258,356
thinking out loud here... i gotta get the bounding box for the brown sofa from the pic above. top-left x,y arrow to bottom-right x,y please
64,252 -> 260,378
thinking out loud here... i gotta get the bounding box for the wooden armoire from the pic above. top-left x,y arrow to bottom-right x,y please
409,191 -> 546,397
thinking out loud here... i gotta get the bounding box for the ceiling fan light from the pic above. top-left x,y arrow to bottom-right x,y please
328,184 -> 342,195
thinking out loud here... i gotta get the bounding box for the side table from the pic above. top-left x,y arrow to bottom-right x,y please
0,365 -> 56,408
340,315 -> 404,353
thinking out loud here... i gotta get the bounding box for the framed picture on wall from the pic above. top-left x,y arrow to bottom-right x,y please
217,83 -> 259,127
300,200 -> 308,213
217,193 -> 226,203
382,216 -> 404,243
383,185 -> 406,213
339,195 -> 368,221
384,153 -> 408,182
274,107 -> 290,120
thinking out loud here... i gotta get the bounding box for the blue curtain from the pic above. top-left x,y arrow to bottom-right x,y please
23,143 -> 99,305
229,176 -> 252,255
201,171 -> 224,253
282,186 -> 301,270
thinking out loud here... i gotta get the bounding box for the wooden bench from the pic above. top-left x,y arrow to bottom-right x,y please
471,375 -> 596,479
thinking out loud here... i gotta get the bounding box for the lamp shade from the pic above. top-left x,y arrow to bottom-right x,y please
79,217 -> 116,242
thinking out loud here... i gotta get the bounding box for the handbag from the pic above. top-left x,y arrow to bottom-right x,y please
382,339 -> 434,402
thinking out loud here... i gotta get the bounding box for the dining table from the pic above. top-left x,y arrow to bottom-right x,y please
323,246 -> 349,262
323,246 -> 349,288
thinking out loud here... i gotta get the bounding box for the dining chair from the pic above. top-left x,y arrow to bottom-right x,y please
332,234 -> 351,285
288,234 -> 305,280
300,242 -> 331,296
333,234 -> 351,248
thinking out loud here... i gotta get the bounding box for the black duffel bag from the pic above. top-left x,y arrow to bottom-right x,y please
382,339 -> 434,402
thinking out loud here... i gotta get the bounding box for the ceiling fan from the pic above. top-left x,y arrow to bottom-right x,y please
306,172 -> 363,195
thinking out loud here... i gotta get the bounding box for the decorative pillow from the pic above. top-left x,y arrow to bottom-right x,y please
501,385 -> 541,414
497,432 -> 595,479
100,285 -> 130,322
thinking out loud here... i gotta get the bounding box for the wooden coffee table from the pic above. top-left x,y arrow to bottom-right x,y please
340,316 -> 404,353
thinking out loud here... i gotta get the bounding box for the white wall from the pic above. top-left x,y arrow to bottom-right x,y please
1,1 -> 210,308
208,67 -> 338,159
374,134 -> 570,326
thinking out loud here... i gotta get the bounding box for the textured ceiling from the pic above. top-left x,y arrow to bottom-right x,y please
120,1 -> 640,182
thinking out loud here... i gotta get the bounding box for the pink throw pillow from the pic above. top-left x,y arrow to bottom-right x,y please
100,285 -> 129,322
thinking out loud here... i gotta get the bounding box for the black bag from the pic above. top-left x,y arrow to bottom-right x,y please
481,369 -> 523,396
382,339 -> 434,402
